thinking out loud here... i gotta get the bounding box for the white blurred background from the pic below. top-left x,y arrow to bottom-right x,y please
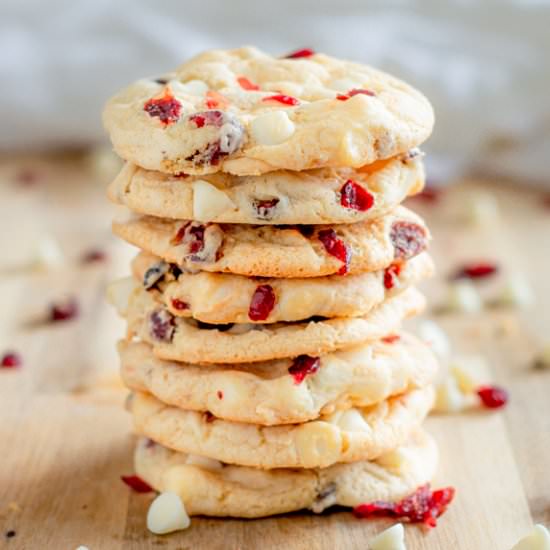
1,0 -> 549,185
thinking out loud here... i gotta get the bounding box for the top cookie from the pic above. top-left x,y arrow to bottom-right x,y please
103,47 -> 434,176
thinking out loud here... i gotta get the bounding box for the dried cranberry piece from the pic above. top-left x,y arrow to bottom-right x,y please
172,222 -> 223,263
237,76 -> 260,91
390,221 -> 427,260
188,110 -> 225,129
81,249 -> 106,264
148,310 -> 175,342
318,229 -> 351,275
477,385 -> 508,409
262,94 -> 300,106
171,298 -> 189,311
336,89 -> 376,101
284,48 -> 315,59
205,91 -> 229,110
186,111 -> 245,166
204,411 -> 215,423
413,186 -> 440,202
143,91 -> 182,125
249,284 -> 276,321
172,222 -> 204,253
253,198 -> 280,220
288,355 -> 321,384
384,263 -> 402,289
49,298 -> 79,322
353,484 -> 455,528
340,180 -> 374,211
381,334 -> 400,344
455,262 -> 498,280
121,475 -> 153,493
1,352 -> 22,369
143,261 -> 169,290
217,390 -> 223,399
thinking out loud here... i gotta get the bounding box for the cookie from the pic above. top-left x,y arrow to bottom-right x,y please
131,251 -> 433,324
108,152 -> 424,225
120,332 -> 438,425
103,47 -> 434,176
113,206 -> 429,278
134,428 -> 437,517
109,278 -> 426,363
130,385 -> 433,469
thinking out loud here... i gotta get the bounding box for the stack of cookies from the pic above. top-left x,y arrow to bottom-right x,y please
105,47 -> 439,519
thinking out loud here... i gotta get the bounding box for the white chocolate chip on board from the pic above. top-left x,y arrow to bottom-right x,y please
147,492 -> 190,535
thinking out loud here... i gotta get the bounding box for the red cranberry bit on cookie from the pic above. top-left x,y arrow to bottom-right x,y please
262,94 -> 300,106
455,262 -> 498,280
204,411 -> 215,423
288,355 -> 321,384
381,334 -> 400,344
477,385 -> 508,409
189,110 -> 225,129
336,89 -> 376,101
49,297 -> 79,322
143,90 -> 182,126
237,76 -> 260,91
249,284 -> 276,321
148,310 -> 175,342
253,198 -> 280,220
121,475 -> 153,493
1,352 -> 22,369
217,390 -> 223,399
318,229 -> 351,275
284,48 -> 315,59
171,298 -> 189,311
354,484 -> 455,528
390,221 -> 427,260
340,180 -> 374,211
205,90 -> 230,110
384,263 -> 402,290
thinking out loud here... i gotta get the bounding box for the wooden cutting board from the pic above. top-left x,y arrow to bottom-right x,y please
0,155 -> 549,549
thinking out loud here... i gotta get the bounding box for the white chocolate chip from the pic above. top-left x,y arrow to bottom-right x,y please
417,320 -> 451,360
465,190 -> 500,227
445,280 -> 483,313
450,355 -> 491,394
370,523 -> 407,550
434,377 -> 466,413
510,524 -> 550,550
250,111 -> 295,145
33,235 -> 65,270
171,79 -> 208,96
106,277 -> 138,316
497,274 -> 534,309
147,492 -> 190,535
333,409 -> 370,432
185,454 -> 223,471
192,180 -> 236,222
75,547 -> 90,550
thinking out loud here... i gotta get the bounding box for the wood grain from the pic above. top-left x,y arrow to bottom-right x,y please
0,155 -> 549,549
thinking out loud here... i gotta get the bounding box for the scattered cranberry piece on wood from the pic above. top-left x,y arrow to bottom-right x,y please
1,352 -> 22,369
353,484 -> 455,528
454,262 -> 498,280
121,475 -> 153,493
477,385 -> 508,409
49,298 -> 79,322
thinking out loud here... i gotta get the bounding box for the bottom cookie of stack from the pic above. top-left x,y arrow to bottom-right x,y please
135,429 -> 438,518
